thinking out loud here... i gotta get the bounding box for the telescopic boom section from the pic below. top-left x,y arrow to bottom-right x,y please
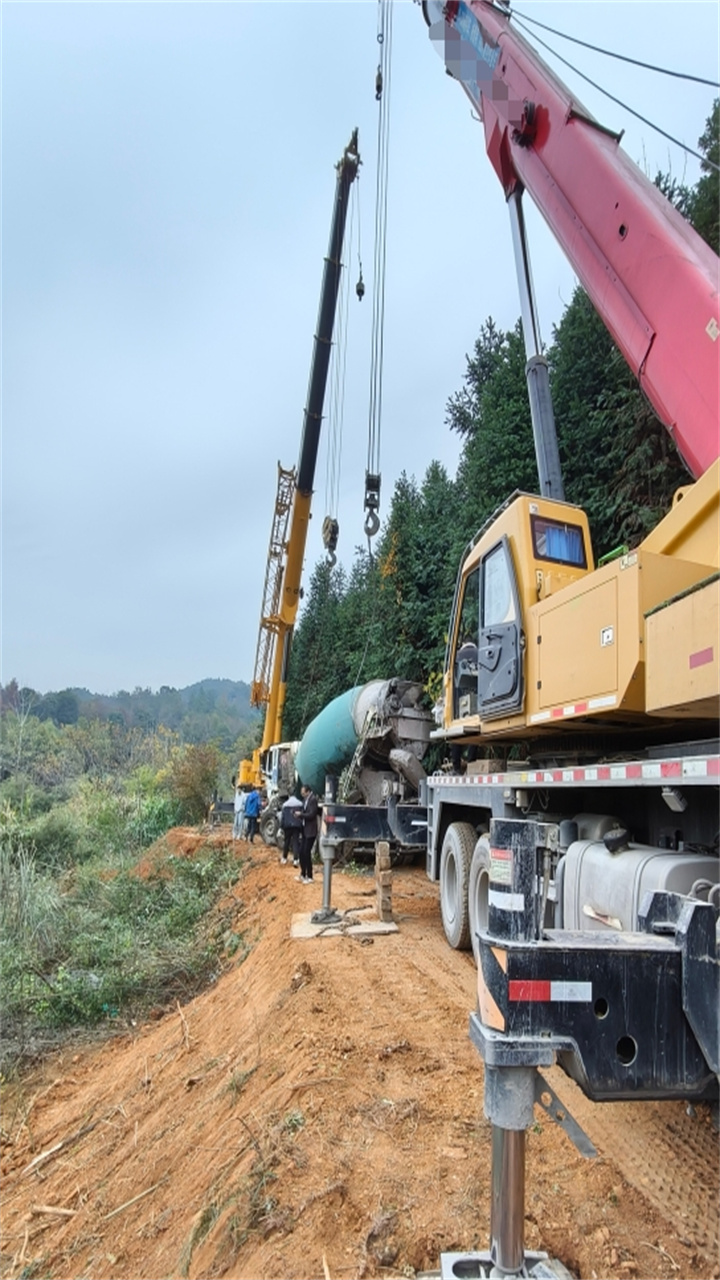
259,130 -> 360,754
423,0 -> 719,480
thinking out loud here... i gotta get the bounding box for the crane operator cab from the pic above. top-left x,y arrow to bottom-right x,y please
439,493 -> 594,742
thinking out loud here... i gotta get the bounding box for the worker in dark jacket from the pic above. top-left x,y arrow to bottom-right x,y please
279,794 -> 303,865
297,785 -> 318,883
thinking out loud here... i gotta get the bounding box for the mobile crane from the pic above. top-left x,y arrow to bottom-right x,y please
321,6 -> 718,1275
236,131 -> 360,835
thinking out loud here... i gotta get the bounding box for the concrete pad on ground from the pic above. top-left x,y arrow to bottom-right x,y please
290,912 -> 398,939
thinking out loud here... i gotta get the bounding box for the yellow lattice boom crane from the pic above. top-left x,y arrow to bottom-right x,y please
237,131 -> 361,832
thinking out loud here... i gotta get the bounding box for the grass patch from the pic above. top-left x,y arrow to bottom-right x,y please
0,837 -> 246,1064
180,1201 -> 220,1276
228,1065 -> 257,1102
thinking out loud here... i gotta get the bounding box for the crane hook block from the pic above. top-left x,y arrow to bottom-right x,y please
375,67 -> 383,101
356,274 -> 365,301
363,471 -> 381,538
322,516 -> 340,564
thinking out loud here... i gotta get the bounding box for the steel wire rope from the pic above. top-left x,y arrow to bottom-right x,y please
352,549 -> 381,688
324,183 -> 355,525
365,0 -> 394,545
356,165 -> 365,297
511,6 -> 720,89
510,12 -> 720,174
297,564 -> 337,733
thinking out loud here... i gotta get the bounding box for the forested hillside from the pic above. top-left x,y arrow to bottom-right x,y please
0,677 -> 260,1061
0,674 -> 260,828
1,677 -> 257,745
283,103 -> 719,739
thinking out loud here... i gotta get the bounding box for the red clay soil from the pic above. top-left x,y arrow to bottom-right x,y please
1,829 -> 718,1280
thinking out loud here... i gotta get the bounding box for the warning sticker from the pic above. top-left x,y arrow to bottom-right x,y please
489,846 -> 512,885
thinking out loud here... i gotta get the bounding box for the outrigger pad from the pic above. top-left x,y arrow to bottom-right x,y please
439,1252 -> 574,1280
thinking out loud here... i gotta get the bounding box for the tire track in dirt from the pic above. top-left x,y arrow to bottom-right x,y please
392,875 -> 719,1267
547,1072 -> 719,1264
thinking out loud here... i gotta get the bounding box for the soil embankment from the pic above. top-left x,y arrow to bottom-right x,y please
1,829 -> 718,1280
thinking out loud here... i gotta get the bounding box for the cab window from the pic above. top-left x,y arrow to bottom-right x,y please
531,515 -> 586,567
482,544 -> 516,626
453,566 -> 480,718
458,565 -> 480,647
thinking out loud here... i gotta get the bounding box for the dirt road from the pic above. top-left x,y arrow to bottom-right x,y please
1,830 -> 718,1280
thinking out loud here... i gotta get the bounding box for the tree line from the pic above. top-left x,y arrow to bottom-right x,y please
283,103 -> 719,740
1,677 -> 258,750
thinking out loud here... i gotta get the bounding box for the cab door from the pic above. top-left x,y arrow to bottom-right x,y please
478,536 -> 524,719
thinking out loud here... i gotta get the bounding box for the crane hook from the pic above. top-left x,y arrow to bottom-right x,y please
356,269 -> 365,301
363,509 -> 380,538
322,515 -> 340,568
375,66 -> 383,101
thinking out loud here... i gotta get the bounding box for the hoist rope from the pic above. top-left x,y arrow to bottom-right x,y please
365,0 -> 394,542
352,552 -> 380,688
511,7 -> 720,90
297,565 -> 335,732
324,181 -> 356,524
356,171 -> 364,294
511,13 -> 720,175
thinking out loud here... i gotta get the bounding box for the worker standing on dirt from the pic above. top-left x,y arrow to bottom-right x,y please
279,793 -> 303,866
233,787 -> 247,840
297,785 -> 318,883
244,786 -> 261,843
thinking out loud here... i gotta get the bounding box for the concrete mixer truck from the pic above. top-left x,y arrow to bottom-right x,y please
293,678 -> 433,863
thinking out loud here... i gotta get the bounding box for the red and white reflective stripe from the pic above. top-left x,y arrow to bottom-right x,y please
508,980 -> 592,1002
430,755 -> 719,788
530,694 -> 616,724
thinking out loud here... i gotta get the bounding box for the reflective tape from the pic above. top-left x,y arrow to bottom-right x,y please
508,979 -> 593,1002
489,889 -> 525,912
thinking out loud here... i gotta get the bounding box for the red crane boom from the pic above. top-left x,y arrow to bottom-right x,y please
424,0 -> 719,480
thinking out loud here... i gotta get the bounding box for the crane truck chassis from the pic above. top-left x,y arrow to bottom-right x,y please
320,724 -> 719,1280
323,0 -> 719,1271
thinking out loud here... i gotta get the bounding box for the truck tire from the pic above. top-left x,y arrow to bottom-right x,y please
439,822 -> 475,950
468,834 -> 491,968
260,809 -> 279,847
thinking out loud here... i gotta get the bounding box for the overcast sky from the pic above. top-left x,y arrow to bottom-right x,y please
3,0 -> 718,695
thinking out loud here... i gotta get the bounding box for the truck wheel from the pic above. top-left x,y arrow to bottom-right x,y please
439,822 -> 475,950
468,835 -> 491,968
260,810 -> 279,846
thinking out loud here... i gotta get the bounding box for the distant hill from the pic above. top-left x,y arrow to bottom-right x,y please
1,678 -> 260,752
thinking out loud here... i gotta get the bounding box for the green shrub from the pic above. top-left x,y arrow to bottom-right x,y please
0,776 -> 59,816
1,840 -> 245,1039
0,841 -> 63,1033
167,743 -> 221,823
127,794 -> 182,848
25,809 -> 81,871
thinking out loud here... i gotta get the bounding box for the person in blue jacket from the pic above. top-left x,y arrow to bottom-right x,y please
244,786 -> 261,843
